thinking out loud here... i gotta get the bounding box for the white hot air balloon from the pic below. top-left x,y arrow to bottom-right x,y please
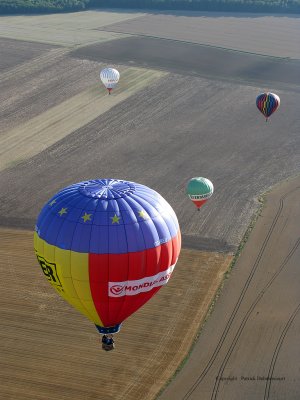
100,68 -> 120,95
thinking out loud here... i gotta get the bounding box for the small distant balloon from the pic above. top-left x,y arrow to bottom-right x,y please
100,68 -> 120,94
187,177 -> 214,210
256,92 -> 280,121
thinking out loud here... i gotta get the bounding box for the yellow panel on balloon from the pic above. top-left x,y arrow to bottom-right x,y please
34,233 -> 102,326
55,247 -> 72,278
80,300 -> 102,325
70,251 -> 89,281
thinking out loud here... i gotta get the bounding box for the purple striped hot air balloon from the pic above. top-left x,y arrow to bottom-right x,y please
256,92 -> 280,121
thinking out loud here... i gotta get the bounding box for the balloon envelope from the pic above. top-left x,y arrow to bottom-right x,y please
256,92 -> 280,120
34,179 -> 181,333
187,177 -> 214,209
100,68 -> 120,93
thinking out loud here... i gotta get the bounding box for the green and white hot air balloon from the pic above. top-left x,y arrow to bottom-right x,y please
187,177 -> 214,210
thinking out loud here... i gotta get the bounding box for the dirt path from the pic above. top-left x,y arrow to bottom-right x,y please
159,175 -> 300,400
0,228 -> 232,400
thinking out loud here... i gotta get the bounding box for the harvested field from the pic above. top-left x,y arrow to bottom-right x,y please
72,36 -> 300,88
159,174 -> 300,400
0,39 -> 164,134
101,12 -> 300,60
1,11 -> 299,59
0,10 -> 143,46
0,37 -> 58,72
0,228 -> 232,400
1,70 -> 300,250
0,42 -> 95,133
0,66 -> 166,171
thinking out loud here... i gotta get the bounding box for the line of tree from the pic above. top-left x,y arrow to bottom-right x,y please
0,1 -> 89,14
1,0 -> 300,14
91,0 -> 300,13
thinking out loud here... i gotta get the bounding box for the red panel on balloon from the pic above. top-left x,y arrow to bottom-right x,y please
89,232 -> 181,327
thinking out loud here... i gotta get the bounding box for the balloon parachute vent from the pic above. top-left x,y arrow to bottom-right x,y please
79,179 -> 136,200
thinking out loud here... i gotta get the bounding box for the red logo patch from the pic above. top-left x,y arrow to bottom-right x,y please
110,285 -> 125,296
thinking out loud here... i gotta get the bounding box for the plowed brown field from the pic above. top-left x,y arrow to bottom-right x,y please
0,228 -> 232,400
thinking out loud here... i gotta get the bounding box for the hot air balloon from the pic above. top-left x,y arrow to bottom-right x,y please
100,67 -> 120,94
256,92 -> 280,121
34,179 -> 181,348
187,177 -> 214,210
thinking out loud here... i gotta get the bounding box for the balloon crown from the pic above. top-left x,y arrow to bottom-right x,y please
79,179 -> 136,200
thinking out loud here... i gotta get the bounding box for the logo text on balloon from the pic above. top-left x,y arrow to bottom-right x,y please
36,254 -> 63,291
108,264 -> 176,297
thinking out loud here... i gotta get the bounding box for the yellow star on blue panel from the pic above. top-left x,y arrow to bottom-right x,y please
58,207 -> 67,216
82,212 -> 92,223
111,214 -> 120,224
138,210 -> 147,219
49,199 -> 56,206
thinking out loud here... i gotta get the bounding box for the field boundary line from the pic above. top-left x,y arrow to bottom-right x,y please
97,29 -> 298,61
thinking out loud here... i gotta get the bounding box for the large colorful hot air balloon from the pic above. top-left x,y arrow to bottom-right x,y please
34,179 -> 181,342
100,67 -> 120,94
187,177 -> 214,210
256,92 -> 280,121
